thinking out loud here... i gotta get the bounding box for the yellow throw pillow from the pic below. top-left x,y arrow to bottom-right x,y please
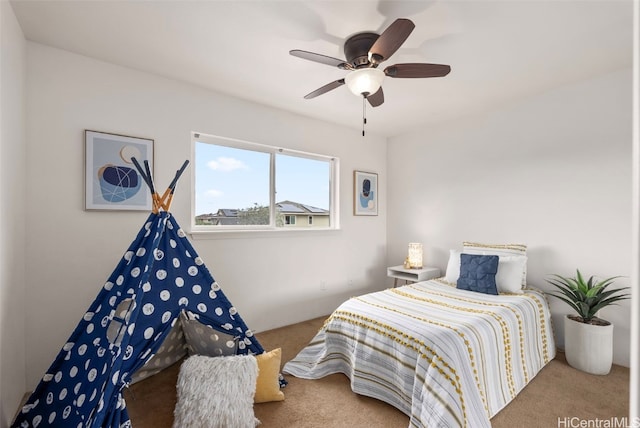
254,348 -> 285,403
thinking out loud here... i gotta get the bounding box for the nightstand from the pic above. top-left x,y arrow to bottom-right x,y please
387,265 -> 441,287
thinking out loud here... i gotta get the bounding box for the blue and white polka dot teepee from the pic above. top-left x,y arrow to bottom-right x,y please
12,160 -> 264,428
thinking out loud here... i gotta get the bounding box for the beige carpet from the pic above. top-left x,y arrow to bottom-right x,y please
125,316 -> 630,428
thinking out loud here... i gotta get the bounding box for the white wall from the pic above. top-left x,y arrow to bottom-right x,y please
631,4 -> 639,413
631,1 -> 639,416
24,42 -> 387,390
387,68 -> 633,367
0,2 -> 27,426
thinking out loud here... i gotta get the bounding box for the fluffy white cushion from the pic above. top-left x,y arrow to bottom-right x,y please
444,249 -> 462,283
173,355 -> 260,428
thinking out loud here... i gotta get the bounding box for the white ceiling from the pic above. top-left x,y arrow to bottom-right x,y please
10,0 -> 634,138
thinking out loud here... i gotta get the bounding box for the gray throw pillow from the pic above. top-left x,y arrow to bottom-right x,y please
180,311 -> 238,356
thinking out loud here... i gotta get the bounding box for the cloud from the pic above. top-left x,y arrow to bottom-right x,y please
204,189 -> 223,198
207,157 -> 248,172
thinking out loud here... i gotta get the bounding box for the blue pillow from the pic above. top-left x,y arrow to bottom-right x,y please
456,254 -> 499,295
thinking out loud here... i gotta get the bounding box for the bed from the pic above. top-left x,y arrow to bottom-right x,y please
283,278 -> 556,428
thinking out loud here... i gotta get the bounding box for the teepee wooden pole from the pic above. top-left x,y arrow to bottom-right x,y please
131,157 -> 153,192
157,160 -> 190,212
132,158 -> 190,213
143,160 -> 156,195
168,160 -> 189,193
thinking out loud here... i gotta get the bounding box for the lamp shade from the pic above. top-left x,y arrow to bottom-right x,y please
344,68 -> 385,96
407,243 -> 423,269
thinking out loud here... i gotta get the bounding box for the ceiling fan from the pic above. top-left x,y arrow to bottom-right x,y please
290,18 -> 451,108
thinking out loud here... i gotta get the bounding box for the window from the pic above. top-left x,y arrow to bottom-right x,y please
107,298 -> 134,347
192,132 -> 339,231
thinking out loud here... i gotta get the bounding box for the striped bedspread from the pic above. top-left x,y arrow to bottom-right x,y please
283,279 -> 556,428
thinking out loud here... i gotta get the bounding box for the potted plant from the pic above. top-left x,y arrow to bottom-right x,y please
546,269 -> 630,375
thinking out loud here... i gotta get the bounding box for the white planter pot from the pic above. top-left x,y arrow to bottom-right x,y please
564,315 -> 613,375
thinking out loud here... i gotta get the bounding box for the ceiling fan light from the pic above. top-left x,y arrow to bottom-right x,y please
345,68 -> 385,97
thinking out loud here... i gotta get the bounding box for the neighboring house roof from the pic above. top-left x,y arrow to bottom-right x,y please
209,201 -> 329,218
217,208 -> 238,217
276,200 -> 329,216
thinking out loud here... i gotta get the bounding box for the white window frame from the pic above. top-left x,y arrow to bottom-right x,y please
190,132 -> 340,235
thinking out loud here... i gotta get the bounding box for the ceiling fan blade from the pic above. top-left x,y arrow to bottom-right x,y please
368,18 -> 415,64
290,50 -> 350,69
304,79 -> 346,99
384,63 -> 451,78
366,87 -> 384,107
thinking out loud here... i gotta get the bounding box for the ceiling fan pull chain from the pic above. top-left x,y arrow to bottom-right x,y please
362,96 -> 367,137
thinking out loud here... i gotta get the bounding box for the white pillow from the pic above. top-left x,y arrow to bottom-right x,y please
173,355 -> 260,428
463,242 -> 527,286
444,249 -> 462,283
495,255 -> 528,293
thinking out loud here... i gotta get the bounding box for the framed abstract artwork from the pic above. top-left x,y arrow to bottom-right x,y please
353,170 -> 378,216
85,130 -> 154,211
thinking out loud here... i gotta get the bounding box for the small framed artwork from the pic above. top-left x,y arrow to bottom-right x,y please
85,130 -> 154,211
353,170 -> 378,216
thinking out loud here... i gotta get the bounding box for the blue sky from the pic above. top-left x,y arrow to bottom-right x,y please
195,142 -> 330,215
